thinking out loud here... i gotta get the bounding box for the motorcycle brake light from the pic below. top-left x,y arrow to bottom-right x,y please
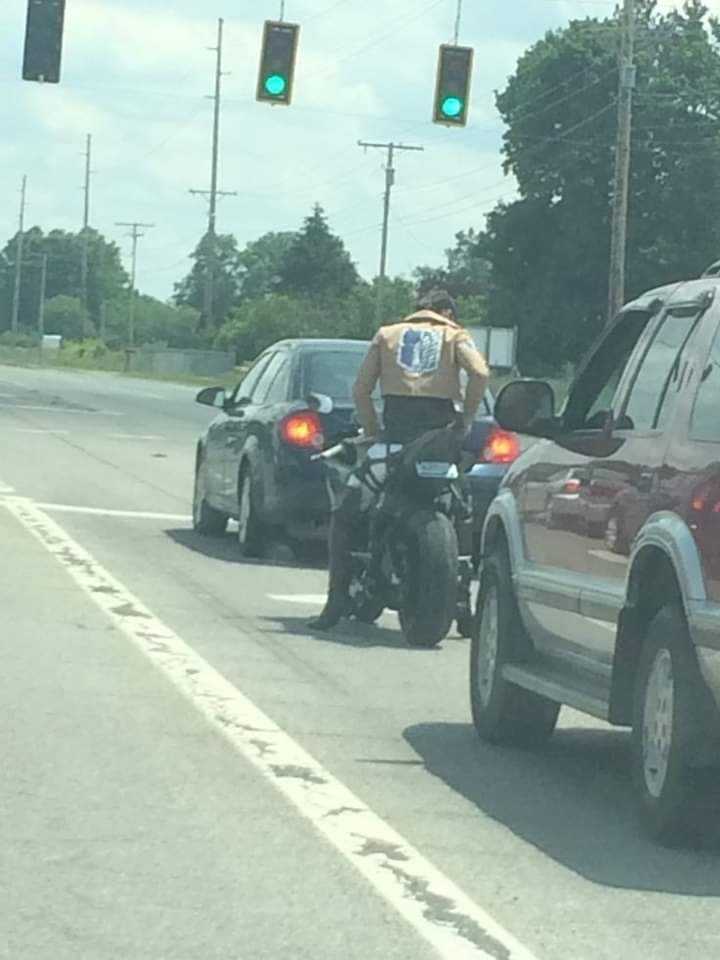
280,411 -> 324,449
480,428 -> 520,465
563,478 -> 582,495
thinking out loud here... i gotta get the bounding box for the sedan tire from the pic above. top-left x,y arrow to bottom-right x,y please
471,546 -> 559,746
192,457 -> 228,536
237,466 -> 266,558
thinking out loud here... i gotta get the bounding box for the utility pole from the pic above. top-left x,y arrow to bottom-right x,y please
11,175 -> 28,334
38,253 -> 47,337
115,221 -> 155,347
607,0 -> 636,325
358,141 -> 424,279
80,134 -> 92,324
190,18 -> 236,330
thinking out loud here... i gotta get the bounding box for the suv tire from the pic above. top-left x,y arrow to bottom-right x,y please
632,603 -> 713,843
471,546 -> 560,745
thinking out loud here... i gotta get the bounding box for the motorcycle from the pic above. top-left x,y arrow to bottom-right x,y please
316,426 -> 473,648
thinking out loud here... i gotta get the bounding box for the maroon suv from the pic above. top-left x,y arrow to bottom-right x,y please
470,274 -> 720,843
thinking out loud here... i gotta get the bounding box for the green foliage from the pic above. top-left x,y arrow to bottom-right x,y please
237,231 -> 297,299
0,227 -> 128,334
174,232 -> 242,326
482,0 -> 720,373
43,295 -> 89,340
414,229 -> 491,300
216,277 -> 415,362
277,204 -> 359,300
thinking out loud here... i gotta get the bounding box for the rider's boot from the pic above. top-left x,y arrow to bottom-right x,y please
308,511 -> 353,630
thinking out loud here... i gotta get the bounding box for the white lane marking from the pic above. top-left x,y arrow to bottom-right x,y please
0,403 -> 122,416
588,549 -> 628,566
268,593 -> 327,605
587,617 -> 617,634
3,494 -> 540,960
12,428 -> 70,435
35,503 -> 191,522
110,434 -> 163,441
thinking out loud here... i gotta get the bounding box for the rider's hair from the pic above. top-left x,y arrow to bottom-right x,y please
417,288 -> 459,320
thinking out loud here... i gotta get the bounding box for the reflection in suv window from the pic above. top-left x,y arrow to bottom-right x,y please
623,309 -> 699,431
690,322 -> 720,442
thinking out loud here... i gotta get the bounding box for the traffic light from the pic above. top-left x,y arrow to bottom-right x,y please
433,44 -> 474,127
256,20 -> 300,106
22,0 -> 66,84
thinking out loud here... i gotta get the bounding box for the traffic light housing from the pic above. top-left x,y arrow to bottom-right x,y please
433,44 -> 474,127
22,0 -> 66,83
256,20 -> 300,106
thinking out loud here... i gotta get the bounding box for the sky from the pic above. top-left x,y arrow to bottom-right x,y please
0,0 -> 642,301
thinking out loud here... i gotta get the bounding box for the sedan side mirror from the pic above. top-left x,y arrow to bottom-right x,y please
307,392 -> 334,415
494,380 -> 557,438
196,386 -> 227,410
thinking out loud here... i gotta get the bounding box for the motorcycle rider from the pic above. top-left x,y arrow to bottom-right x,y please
308,288 -> 490,631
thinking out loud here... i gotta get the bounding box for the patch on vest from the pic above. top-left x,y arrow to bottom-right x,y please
397,329 -> 442,375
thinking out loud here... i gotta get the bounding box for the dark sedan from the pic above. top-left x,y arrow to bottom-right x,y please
192,337 -> 519,559
192,339 -> 371,555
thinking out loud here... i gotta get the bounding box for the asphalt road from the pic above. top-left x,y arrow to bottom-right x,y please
2,364 -> 720,960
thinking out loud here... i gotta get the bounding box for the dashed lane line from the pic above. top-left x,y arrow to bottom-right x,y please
0,403 -> 122,416
110,434 -> 163,441
268,593 -> 326,605
12,428 -> 71,435
2,493 -> 541,960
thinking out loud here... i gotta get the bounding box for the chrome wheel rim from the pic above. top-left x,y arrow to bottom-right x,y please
237,475 -> 251,546
476,586 -> 499,708
605,516 -> 618,551
193,465 -> 205,525
642,648 -> 674,799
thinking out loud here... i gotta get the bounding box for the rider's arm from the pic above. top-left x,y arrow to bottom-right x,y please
352,335 -> 382,438
457,336 -> 490,428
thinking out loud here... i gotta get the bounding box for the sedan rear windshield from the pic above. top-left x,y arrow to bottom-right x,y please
302,350 -> 375,402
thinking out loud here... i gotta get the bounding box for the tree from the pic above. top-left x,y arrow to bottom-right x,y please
237,231 -> 297,300
414,229 -> 491,300
277,204 -> 359,299
0,227 -> 128,334
482,0 -> 720,372
42,296 -> 88,340
174,232 -> 242,327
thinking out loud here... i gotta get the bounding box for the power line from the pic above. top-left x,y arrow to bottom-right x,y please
115,221 -> 155,348
80,133 -> 93,324
11,175 -> 28,335
357,140 -> 424,279
190,18 -> 237,330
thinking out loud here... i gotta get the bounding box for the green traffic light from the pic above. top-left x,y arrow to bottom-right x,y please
441,96 -> 463,119
264,73 -> 287,97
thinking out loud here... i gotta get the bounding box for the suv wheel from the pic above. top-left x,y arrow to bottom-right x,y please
632,604 -> 711,843
470,546 -> 560,745
237,466 -> 266,558
192,456 -> 228,535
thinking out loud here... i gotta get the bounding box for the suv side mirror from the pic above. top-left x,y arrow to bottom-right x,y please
307,392 -> 334,415
495,380 -> 557,437
196,386 -> 227,410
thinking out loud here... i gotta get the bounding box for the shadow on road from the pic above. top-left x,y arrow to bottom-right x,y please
165,528 -> 326,570
403,720 -> 720,894
261,614 -> 440,652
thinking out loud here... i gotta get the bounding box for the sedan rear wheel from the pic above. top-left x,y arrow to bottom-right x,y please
192,457 -> 228,536
237,467 -> 266,558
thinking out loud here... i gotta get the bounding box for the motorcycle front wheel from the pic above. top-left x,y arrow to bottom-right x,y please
397,510 -> 458,648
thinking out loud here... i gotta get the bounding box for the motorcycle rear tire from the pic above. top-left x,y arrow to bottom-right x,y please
399,510 -> 458,649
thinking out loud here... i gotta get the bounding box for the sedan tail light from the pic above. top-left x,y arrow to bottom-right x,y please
479,428 -> 520,465
280,411 -> 324,450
